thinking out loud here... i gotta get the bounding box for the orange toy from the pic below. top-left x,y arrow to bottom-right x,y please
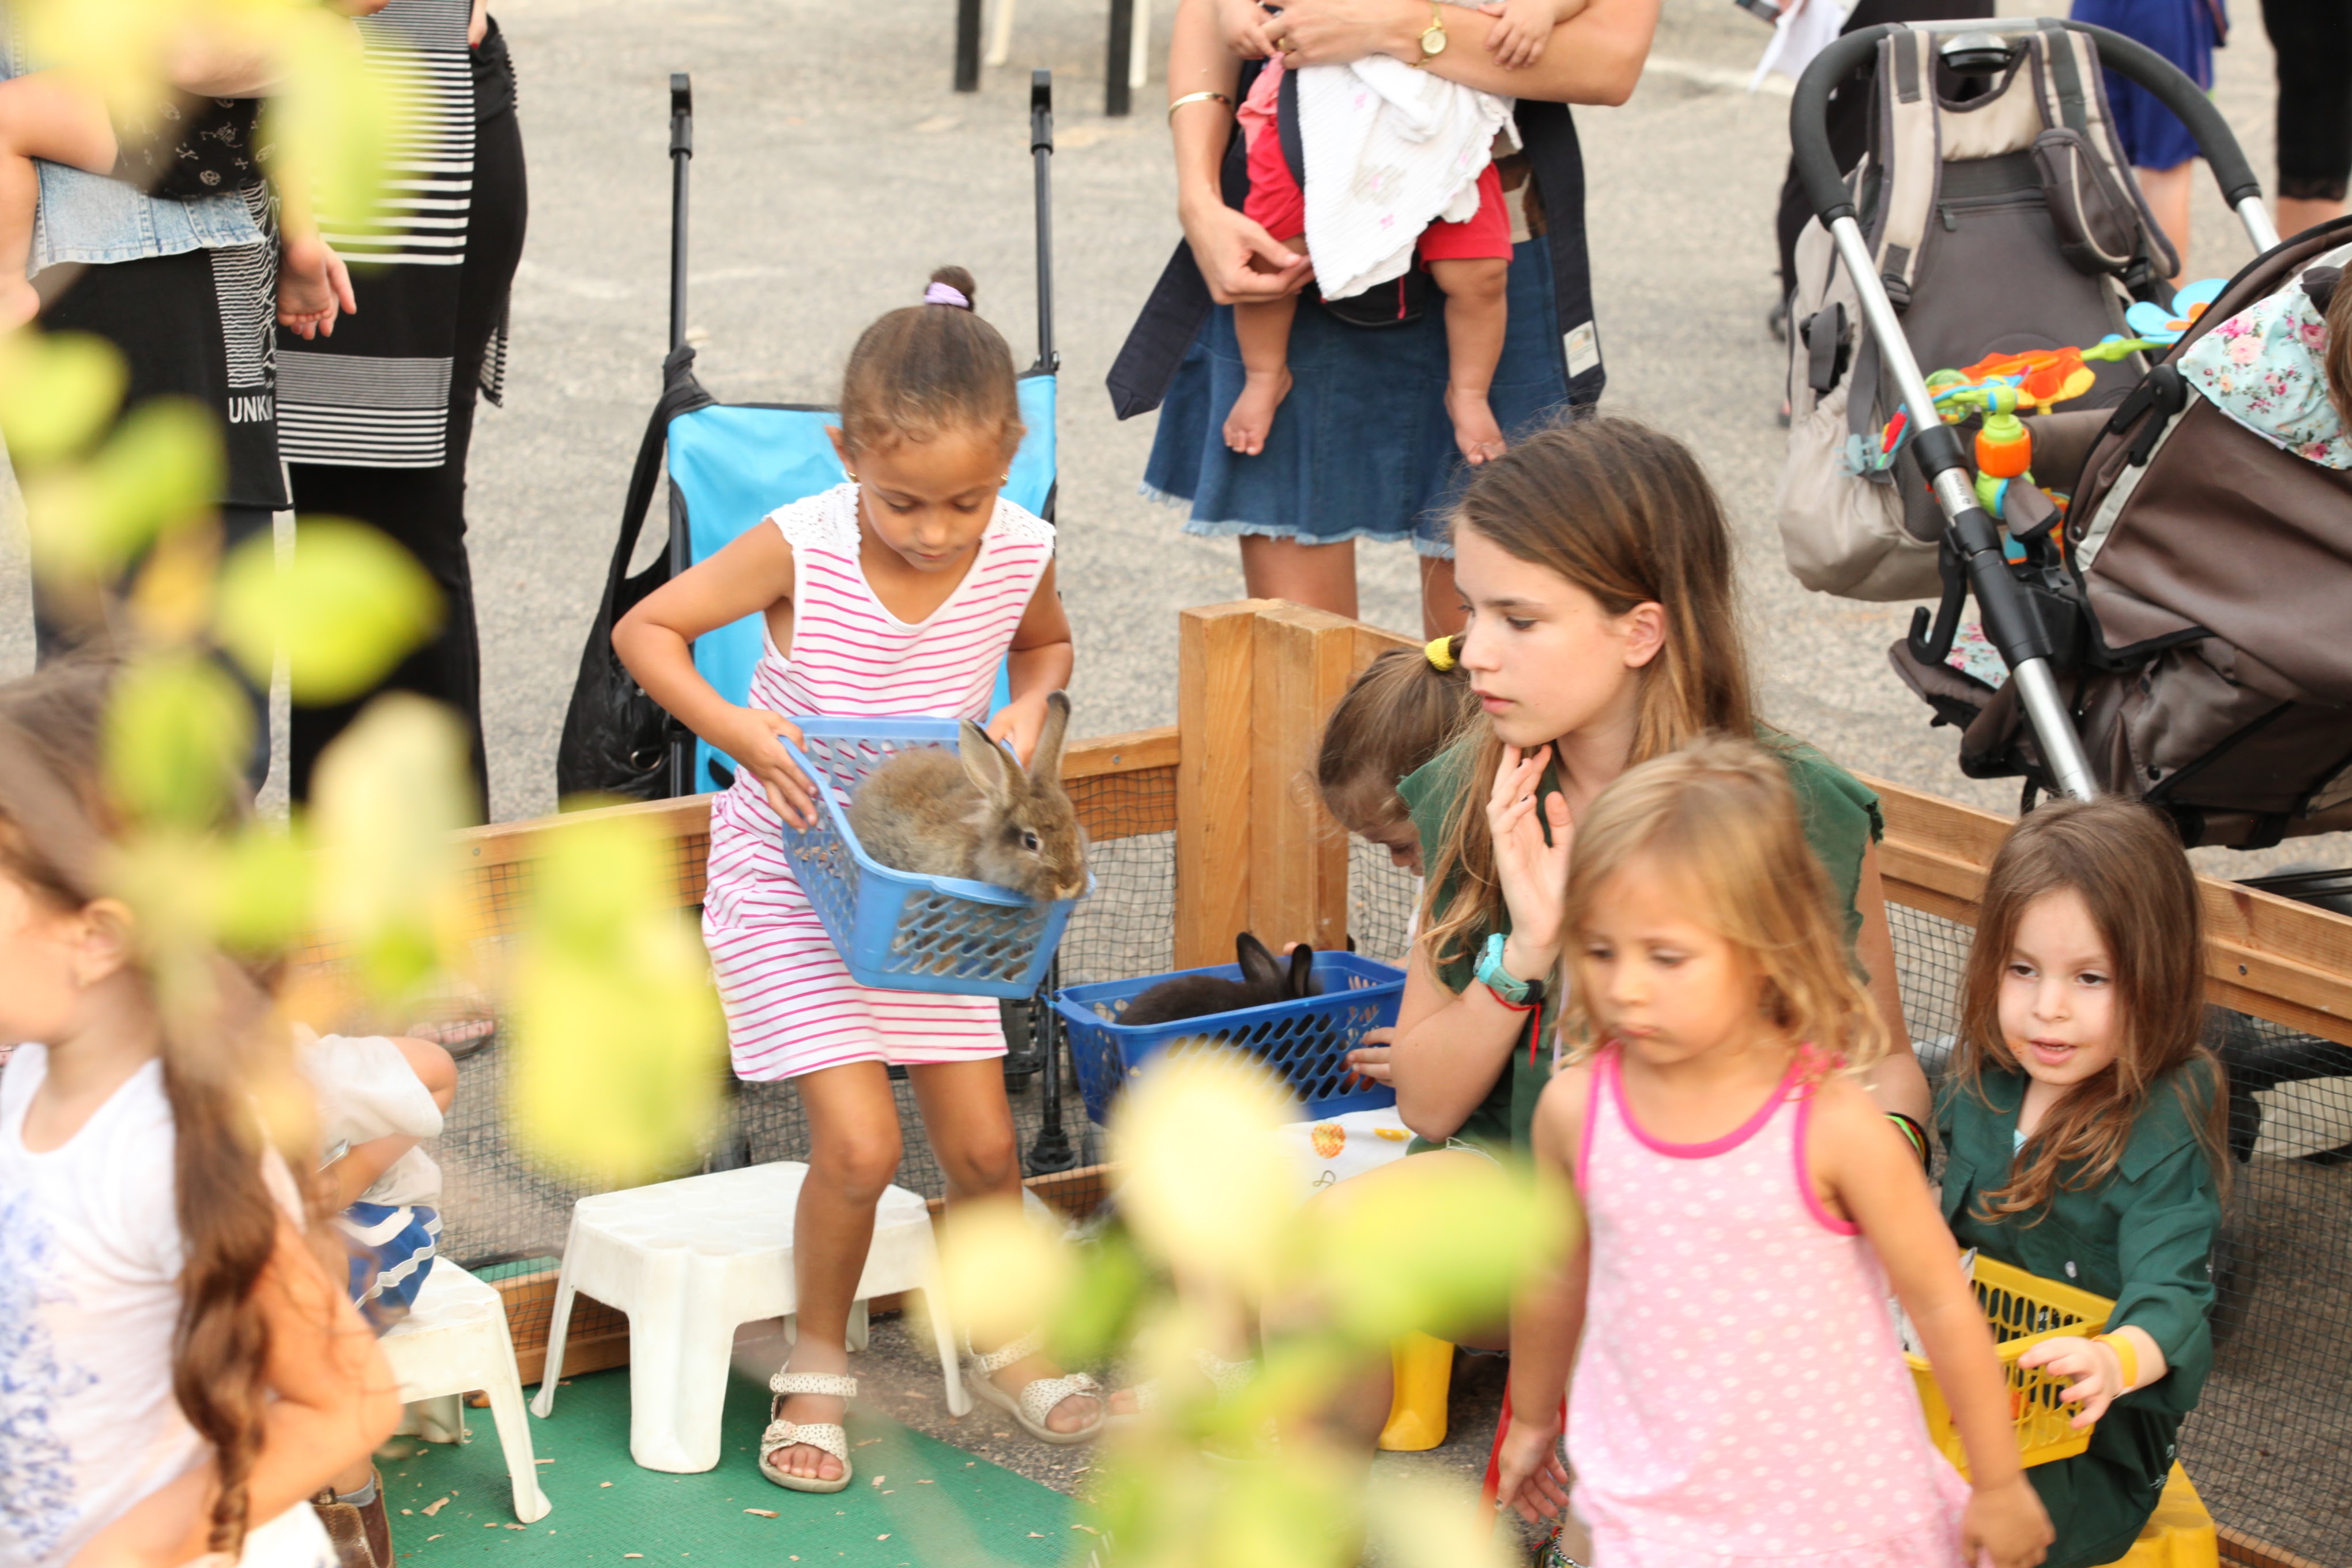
1953,345 -> 2099,412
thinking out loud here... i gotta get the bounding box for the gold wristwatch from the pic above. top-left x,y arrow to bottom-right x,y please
1409,1 -> 1448,66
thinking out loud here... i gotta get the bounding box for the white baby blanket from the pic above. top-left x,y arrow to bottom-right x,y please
1295,41 -> 1513,301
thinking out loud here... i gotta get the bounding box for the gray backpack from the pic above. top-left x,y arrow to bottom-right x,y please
1777,23 -> 2174,600
1895,220 -> 2352,850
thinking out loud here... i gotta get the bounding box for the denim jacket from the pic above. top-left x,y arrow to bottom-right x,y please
3,18 -> 265,274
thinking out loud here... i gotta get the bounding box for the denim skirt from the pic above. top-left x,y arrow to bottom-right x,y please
1143,236 -> 1574,556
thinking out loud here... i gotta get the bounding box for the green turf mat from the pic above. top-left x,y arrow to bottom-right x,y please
385,1369 -> 1075,1568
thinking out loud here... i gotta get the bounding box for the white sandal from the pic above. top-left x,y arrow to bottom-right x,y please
967,1331 -> 1106,1446
758,1370 -> 858,1493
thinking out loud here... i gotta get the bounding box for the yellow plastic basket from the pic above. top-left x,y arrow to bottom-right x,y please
1906,1254 -> 2114,1474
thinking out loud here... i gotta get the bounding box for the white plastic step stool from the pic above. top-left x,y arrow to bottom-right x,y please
526,1162 -> 967,1473
379,1262 -> 552,1523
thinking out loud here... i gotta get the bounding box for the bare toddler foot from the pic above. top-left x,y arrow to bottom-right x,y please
1223,365 -> 1293,457
1446,384 -> 1506,465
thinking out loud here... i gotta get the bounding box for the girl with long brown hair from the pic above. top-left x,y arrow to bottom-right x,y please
1258,417 -> 1930,1510
0,661 -> 400,1568
1382,414 -> 1924,1157
1939,798 -> 2227,1568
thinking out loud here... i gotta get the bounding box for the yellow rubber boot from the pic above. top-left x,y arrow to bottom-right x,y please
1378,1333 -> 1454,1452
2096,1467 -> 2217,1568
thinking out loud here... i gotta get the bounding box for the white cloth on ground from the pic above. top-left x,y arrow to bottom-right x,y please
0,1046 -> 336,1568
297,1027 -> 443,1207
1295,32 -> 1513,301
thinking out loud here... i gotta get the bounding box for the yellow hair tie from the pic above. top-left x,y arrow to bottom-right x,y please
1424,636 -> 1457,672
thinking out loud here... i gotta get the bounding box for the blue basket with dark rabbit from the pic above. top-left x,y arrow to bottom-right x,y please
1053,933 -> 1407,1124
777,694 -> 1091,999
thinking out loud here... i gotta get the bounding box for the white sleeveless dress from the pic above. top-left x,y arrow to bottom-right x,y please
701,482 -> 1056,1081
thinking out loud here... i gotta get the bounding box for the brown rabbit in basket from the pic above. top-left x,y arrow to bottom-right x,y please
846,690 -> 1088,903
1117,932 -> 1318,1028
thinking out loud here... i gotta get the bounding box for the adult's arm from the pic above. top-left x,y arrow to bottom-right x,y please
1269,0 -> 1659,104
1169,0 -> 1313,304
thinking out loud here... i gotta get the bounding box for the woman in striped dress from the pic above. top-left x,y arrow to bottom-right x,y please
278,0 -> 526,817
615,269 -> 1101,1495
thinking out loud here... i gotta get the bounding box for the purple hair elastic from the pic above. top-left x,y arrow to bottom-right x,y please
924,281 -> 971,309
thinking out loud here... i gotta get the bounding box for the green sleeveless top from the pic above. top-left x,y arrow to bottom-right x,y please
1394,733 -> 1883,1155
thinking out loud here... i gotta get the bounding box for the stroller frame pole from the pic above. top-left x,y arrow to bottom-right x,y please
666,73 -> 696,800
1030,71 -> 1059,374
1824,216 -> 2100,801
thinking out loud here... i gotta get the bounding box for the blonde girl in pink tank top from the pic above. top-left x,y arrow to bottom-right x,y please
1494,739 -> 2056,1568
614,268 -> 1103,1495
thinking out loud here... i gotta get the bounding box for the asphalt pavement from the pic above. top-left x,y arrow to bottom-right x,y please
0,0 -> 2321,875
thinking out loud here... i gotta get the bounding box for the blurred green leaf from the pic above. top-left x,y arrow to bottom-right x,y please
217,519 -> 440,703
1304,1152 -> 1573,1346
1364,1471 -> 1519,1568
311,694 -> 473,997
258,8 -> 401,235
1111,1051 -> 1296,1296
1050,1222 -> 1151,1368
23,399 -> 221,586
508,813 -> 725,1184
214,821 -> 313,954
103,651 -> 251,831
0,330 -> 126,466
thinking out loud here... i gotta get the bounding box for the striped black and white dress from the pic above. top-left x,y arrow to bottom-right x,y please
277,0 -> 507,469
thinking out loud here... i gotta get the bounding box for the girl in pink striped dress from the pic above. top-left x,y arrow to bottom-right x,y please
1494,740 -> 2055,1568
614,268 -> 1102,1494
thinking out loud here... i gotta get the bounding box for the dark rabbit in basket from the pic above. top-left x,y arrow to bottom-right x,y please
846,691 -> 1088,903
1117,932 -> 1318,1028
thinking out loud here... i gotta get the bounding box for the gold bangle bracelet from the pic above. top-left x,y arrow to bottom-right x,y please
1167,91 -> 1234,123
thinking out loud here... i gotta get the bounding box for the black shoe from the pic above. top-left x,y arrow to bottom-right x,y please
1767,296 -> 1789,343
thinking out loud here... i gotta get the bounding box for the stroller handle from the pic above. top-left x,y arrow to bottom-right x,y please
1791,21 -> 2263,227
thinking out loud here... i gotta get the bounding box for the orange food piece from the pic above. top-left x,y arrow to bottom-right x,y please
1311,1122 -> 1346,1158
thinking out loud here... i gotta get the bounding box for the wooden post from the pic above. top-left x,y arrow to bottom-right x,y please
1249,604 -> 1360,952
1174,602 -> 1265,968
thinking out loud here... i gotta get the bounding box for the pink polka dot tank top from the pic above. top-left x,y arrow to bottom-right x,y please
1568,1047 -> 1969,1568
700,483 -> 1055,1081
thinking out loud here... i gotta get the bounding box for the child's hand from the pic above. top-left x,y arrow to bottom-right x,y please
1487,742 -> 1574,961
721,707 -> 820,829
984,693 -> 1052,768
1962,1473 -> 2054,1568
1493,1411 -> 1571,1524
277,236 -> 357,340
1344,1026 -> 1395,1086
1476,0 -> 1554,69
2018,1335 -> 2131,1428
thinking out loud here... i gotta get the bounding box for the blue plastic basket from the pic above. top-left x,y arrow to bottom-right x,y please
1053,952 -> 1406,1125
778,718 -> 1086,999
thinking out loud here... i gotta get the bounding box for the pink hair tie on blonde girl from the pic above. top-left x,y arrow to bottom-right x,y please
924,281 -> 972,309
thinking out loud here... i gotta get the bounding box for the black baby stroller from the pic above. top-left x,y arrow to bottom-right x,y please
1788,21 -> 2352,1362
1782,18 -> 2352,845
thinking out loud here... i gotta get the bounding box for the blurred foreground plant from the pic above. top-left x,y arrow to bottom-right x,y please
2,0 -> 723,1176
940,1052 -> 1577,1568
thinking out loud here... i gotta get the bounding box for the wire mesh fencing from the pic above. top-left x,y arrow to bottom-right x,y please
263,756 -> 2352,1561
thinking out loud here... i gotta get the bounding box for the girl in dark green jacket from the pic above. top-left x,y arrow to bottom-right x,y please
1938,799 -> 2228,1568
